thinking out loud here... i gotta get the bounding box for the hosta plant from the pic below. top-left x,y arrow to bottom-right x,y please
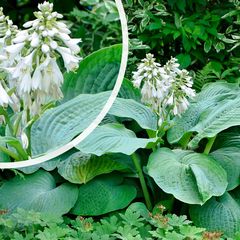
0,1 -> 240,239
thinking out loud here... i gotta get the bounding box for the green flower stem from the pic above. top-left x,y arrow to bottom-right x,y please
0,145 -> 20,161
13,113 -> 22,137
179,133 -> 192,150
131,153 -> 152,210
2,111 -> 14,136
203,136 -> 217,155
15,146 -> 29,161
26,108 -> 32,156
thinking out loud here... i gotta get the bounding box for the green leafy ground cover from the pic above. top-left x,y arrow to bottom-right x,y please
0,1 -> 239,239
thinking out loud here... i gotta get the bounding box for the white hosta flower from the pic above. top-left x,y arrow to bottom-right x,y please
133,54 -> 195,126
57,46 -> 80,71
133,53 -> 170,114
5,1 -> 82,115
0,81 -> 11,106
0,8 -> 18,67
0,75 -> 20,112
63,38 -> 82,54
20,131 -> 29,149
0,8 -> 18,39
163,58 -> 195,116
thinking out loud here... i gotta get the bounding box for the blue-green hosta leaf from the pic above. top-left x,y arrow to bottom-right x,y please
195,82 -> 239,101
213,127 -> 240,149
190,192 -> 240,238
31,91 -> 110,156
19,150 -> 76,174
31,92 -> 157,156
57,151 -> 131,184
0,170 -> 78,216
62,44 -> 122,102
147,148 -> 227,205
210,147 -> 240,191
188,97 -> 240,149
76,123 -> 157,156
19,157 -> 61,174
167,82 -> 240,148
110,98 -> 157,131
71,174 -> 137,216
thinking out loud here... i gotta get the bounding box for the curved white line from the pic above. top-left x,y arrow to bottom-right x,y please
0,0 -> 128,169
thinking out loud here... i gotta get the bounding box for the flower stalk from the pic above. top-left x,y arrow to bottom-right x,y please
131,153 -> 152,210
203,136 -> 217,155
0,145 -> 20,161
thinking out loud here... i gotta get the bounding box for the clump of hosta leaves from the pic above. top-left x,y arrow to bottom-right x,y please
132,54 -> 195,127
0,204 -> 229,240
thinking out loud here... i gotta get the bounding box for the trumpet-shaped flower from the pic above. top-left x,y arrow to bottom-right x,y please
5,1 -> 82,115
0,81 -> 11,107
133,54 -> 195,126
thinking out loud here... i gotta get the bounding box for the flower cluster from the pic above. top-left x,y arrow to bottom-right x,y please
133,54 -> 195,126
4,1 -> 82,115
0,8 -> 18,108
0,8 -> 18,56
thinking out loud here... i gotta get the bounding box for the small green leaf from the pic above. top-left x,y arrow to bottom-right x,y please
176,54 -> 191,68
214,42 -> 225,53
204,40 -> 212,53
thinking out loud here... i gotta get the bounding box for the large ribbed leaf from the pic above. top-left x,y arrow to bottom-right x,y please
190,192 -> 240,238
213,127 -> 240,149
31,92 -> 157,156
62,44 -> 122,102
57,151 -> 130,184
147,148 -> 227,204
188,97 -> 240,148
167,82 -> 240,148
210,128 -> 240,191
0,170 -> 78,216
76,123 -> 157,156
110,97 -> 157,130
210,147 -> 240,191
19,150 -> 76,174
71,174 -> 137,216
31,92 -> 109,156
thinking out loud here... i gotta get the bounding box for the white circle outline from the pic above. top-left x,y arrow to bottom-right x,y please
0,0 -> 128,169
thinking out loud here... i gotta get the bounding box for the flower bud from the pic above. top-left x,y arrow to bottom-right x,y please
41,44 -> 50,53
